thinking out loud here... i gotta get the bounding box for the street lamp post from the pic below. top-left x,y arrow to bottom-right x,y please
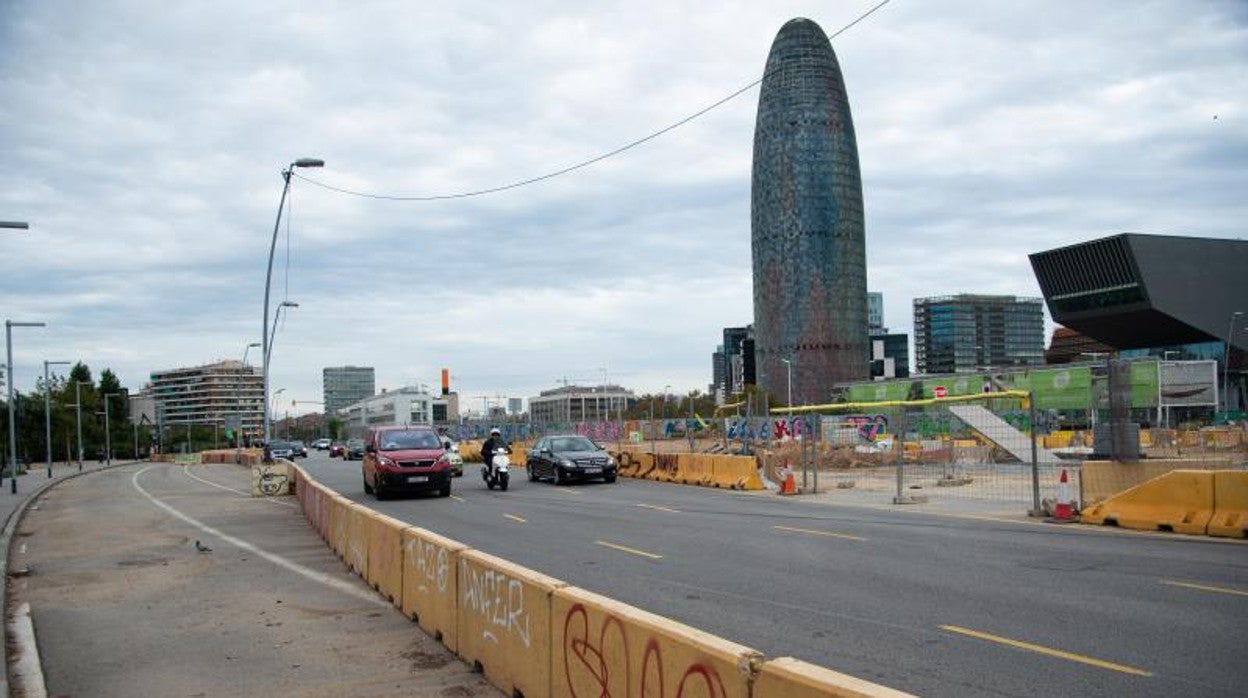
1224,311 -> 1243,415
7,320 -> 46,493
263,158 -> 323,460
103,392 -> 120,466
75,380 -> 90,471
239,342 -> 260,446
43,359 -> 71,478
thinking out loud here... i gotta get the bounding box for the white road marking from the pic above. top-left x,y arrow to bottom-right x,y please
132,464 -> 386,608
181,465 -> 297,508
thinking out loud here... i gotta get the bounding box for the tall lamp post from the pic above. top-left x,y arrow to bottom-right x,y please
103,392 -> 120,466
1224,311 -> 1243,415
262,158 -> 323,460
74,380 -> 91,471
7,320 -> 46,493
43,359 -> 71,478
240,341 -> 260,446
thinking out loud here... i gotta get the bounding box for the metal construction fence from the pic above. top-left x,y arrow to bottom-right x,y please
457,399 -> 1246,511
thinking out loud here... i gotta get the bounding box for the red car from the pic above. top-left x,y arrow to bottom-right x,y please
328,442 -> 345,458
361,426 -> 454,499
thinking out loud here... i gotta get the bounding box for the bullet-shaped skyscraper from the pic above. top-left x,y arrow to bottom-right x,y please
752,18 -> 867,406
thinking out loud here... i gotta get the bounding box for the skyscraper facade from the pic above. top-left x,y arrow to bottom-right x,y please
323,366 -> 375,418
752,18 -> 868,405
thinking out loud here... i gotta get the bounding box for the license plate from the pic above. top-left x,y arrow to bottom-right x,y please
583,467 -> 601,474
407,475 -> 428,483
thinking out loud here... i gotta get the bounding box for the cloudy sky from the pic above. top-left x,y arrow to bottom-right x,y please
3,0 -> 1245,415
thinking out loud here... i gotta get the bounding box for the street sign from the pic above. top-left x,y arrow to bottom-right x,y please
934,386 -> 948,398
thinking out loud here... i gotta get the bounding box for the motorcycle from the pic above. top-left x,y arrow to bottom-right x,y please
483,447 -> 510,491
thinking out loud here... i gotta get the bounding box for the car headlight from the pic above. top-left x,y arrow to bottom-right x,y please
606,457 -> 616,467
560,458 -> 577,468
378,456 -> 396,468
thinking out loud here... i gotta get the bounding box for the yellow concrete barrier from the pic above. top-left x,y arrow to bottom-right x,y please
365,511 -> 409,606
754,656 -> 917,698
1208,470 -> 1248,539
402,527 -> 468,652
457,549 -> 565,698
460,441 -> 484,463
1081,459 -> 1229,508
713,454 -> 765,490
680,454 -> 715,486
328,494 -> 351,558
1080,470 -> 1214,535
553,586 -> 762,698
345,503 -> 369,576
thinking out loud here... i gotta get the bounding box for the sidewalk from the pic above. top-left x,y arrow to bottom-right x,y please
2,460 -> 500,697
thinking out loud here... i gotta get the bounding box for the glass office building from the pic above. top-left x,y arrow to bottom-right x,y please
913,295 -> 1045,374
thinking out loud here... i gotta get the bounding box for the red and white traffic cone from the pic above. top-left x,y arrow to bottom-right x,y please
778,460 -> 797,495
1053,469 -> 1074,521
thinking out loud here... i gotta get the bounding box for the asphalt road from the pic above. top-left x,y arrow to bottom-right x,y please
306,451 -> 1248,698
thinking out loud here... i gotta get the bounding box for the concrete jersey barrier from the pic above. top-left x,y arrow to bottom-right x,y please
284,463 -> 914,697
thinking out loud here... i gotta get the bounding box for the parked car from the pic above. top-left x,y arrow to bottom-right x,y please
290,440 -> 309,458
268,440 -> 295,460
329,442 -> 345,458
441,437 -> 464,477
344,438 -> 366,460
362,425 -> 454,499
312,438 -> 332,450
526,435 -> 617,484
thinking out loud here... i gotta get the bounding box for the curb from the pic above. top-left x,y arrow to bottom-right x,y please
1,461 -> 139,698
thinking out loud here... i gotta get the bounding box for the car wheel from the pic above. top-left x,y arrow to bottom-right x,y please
363,474 -> 373,494
439,484 -> 451,497
527,463 -> 537,482
604,475 -> 617,483
374,477 -> 387,500
553,467 -> 564,486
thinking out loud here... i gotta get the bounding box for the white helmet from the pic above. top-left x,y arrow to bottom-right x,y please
490,428 -> 501,436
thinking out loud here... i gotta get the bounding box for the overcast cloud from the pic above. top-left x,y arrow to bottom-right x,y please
2,0 -> 1245,414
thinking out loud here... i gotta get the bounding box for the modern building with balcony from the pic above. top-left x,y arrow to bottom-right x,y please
913,295 -> 1045,375
149,360 -> 263,433
529,384 -> 637,424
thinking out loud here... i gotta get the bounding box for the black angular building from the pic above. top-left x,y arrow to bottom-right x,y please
751,18 -> 867,405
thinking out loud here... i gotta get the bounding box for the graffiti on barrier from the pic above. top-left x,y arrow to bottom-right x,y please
842,414 -> 888,442
562,603 -> 728,697
460,561 -> 532,649
406,537 -> 451,595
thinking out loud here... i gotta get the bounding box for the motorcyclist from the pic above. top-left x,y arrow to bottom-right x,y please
482,428 -> 509,475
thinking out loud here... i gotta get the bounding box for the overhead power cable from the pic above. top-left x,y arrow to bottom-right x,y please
293,0 -> 890,202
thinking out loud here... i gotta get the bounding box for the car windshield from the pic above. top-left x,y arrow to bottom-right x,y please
551,436 -> 598,452
347,439 -> 364,447
378,430 -> 441,451
270,441 -> 291,450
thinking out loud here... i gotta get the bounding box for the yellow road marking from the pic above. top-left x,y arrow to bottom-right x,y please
940,625 -> 1152,677
595,540 -> 663,559
504,514 -> 527,524
1161,579 -> 1248,597
637,503 -> 680,513
773,525 -> 866,541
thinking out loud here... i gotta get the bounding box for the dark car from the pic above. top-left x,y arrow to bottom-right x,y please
362,425 -> 454,499
290,440 -> 309,458
344,438 -> 366,460
526,435 -> 617,485
268,440 -> 295,460
329,442 -> 345,458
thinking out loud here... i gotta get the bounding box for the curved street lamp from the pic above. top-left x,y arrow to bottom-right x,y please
43,359 -> 72,478
262,158 -> 323,458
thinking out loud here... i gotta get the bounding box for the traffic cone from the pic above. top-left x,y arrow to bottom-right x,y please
779,460 -> 797,495
1053,469 -> 1074,520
